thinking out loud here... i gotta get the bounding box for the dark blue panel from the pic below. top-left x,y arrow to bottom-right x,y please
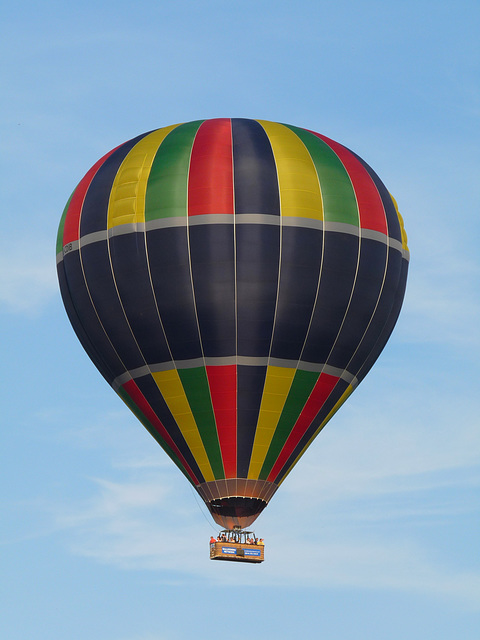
271,226 -> 323,360
236,365 -> 267,477
134,374 -> 205,483
189,224 -> 236,358
80,240 -> 145,371
146,227 -> 202,361
274,253 -> 409,484
273,378 -> 349,485
232,118 -> 280,216
346,246 -> 403,377
327,238 -> 387,370
354,256 -> 408,383
59,251 -> 125,382
109,231 -> 172,365
302,232 -> 359,364
236,224 -> 280,357
79,132 -> 150,237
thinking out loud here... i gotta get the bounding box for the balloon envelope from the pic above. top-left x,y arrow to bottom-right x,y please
57,118 -> 409,528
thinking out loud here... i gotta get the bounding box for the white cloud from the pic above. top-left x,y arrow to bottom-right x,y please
260,534 -> 480,609
284,404 -> 480,504
48,429 -> 479,610
40,359 -> 480,609
60,477 -> 171,523
402,254 -> 480,349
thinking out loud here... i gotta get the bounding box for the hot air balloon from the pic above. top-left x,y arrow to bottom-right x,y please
56,118 -> 409,547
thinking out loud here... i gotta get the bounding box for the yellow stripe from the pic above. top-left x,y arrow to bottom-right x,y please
390,193 -> 409,252
277,384 -> 354,486
257,120 -> 323,220
151,369 -> 215,482
107,125 -> 180,229
247,366 -> 296,479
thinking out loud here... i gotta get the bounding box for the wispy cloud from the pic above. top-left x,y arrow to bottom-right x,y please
402,255 -> 480,349
39,364 -> 480,608
49,464 -> 480,609
284,401 -> 480,502
261,534 -> 480,609
48,414 -> 480,609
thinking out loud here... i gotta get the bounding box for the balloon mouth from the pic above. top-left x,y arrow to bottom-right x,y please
196,478 -> 278,529
207,497 -> 267,529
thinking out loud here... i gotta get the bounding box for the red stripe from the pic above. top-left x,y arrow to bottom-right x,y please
122,379 -> 200,485
188,118 -> 234,216
206,365 -> 237,477
267,373 -> 339,482
62,147 -> 120,245
310,132 -> 387,234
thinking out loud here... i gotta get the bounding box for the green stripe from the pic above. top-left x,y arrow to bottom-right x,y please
178,367 -> 225,478
116,386 -> 195,485
259,369 -> 319,480
56,191 -> 74,254
145,120 -> 204,221
286,125 -> 359,226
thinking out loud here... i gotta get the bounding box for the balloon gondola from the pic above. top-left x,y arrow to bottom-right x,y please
210,528 -> 264,563
57,118 -> 409,557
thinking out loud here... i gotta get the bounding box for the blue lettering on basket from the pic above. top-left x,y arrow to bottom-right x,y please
221,547 -> 236,554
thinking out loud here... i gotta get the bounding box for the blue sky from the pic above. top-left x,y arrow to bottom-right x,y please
1,1 -> 479,638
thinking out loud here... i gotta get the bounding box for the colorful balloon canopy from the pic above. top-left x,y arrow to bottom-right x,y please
57,118 -> 409,529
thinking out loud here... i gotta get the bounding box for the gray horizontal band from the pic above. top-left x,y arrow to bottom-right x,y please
112,357 -> 358,391
57,214 -> 409,264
